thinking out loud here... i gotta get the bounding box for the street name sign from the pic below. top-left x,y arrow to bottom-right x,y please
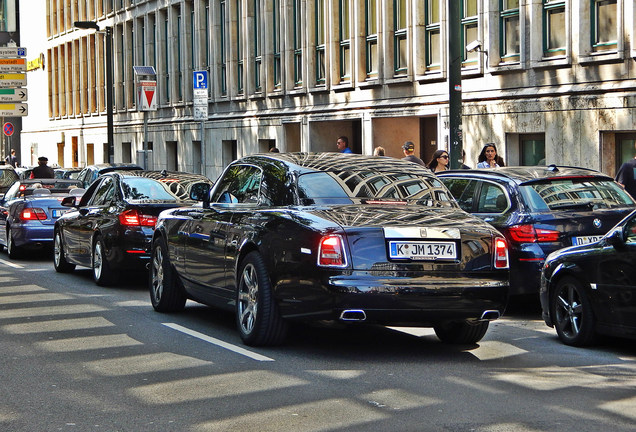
0,88 -> 27,102
0,103 -> 27,116
0,58 -> 26,72
0,47 -> 26,57
0,73 -> 26,87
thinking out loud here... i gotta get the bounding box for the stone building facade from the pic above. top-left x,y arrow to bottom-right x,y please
20,0 -> 636,179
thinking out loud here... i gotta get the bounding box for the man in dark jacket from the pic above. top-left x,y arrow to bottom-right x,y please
31,156 -> 55,179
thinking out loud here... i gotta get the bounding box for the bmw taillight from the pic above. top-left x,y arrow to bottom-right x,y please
118,209 -> 157,227
318,234 -> 347,267
20,208 -> 47,221
494,237 -> 509,269
507,224 -> 560,243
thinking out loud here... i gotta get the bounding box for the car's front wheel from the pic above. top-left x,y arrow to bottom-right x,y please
92,236 -> 117,286
236,251 -> 288,346
550,276 -> 596,346
6,227 -> 21,259
53,229 -> 75,273
434,320 -> 489,344
149,237 -> 186,312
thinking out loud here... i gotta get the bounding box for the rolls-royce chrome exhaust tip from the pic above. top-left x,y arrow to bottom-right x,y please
480,310 -> 501,321
339,310 -> 367,321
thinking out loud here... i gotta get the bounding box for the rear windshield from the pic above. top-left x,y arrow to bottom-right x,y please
520,178 -> 635,211
122,178 -> 184,202
297,170 -> 455,207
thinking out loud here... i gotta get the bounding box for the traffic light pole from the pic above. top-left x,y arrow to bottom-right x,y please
448,0 -> 463,170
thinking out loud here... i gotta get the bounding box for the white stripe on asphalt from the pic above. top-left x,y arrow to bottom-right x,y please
162,322 -> 274,362
0,258 -> 24,269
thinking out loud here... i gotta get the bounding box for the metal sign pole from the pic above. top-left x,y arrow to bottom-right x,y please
143,111 -> 149,169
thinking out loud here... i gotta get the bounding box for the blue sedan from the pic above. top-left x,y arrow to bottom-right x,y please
0,179 -> 84,258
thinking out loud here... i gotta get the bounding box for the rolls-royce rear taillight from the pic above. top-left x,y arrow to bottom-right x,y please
318,234 -> 347,267
494,237 -> 509,269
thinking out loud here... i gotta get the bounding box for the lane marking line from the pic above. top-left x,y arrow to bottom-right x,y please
0,258 -> 24,269
162,322 -> 275,362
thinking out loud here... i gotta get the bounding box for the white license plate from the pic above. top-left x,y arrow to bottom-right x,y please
572,235 -> 603,245
52,209 -> 67,218
389,241 -> 457,260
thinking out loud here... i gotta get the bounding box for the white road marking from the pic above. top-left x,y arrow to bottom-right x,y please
162,322 -> 274,362
0,258 -> 24,269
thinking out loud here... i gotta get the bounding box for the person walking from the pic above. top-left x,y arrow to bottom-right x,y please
477,143 -> 505,168
401,141 -> 426,166
30,156 -> 55,179
427,149 -> 450,173
616,143 -> 636,199
336,136 -> 353,153
5,149 -> 17,168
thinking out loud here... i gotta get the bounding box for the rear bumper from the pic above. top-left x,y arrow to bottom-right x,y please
11,224 -> 54,248
275,272 -> 509,325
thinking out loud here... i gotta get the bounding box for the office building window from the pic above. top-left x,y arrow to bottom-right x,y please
500,0 -> 520,62
543,0 -> 566,57
393,0 -> 407,75
273,0 -> 282,89
339,0 -> 351,82
592,0 -> 617,52
315,0 -> 326,85
236,0 -> 243,94
425,0 -> 440,71
177,6 -> 183,101
462,0 -> 478,66
365,0 -> 378,78
220,0 -> 227,95
163,11 -> 170,103
254,0 -> 262,92
293,0 -> 302,87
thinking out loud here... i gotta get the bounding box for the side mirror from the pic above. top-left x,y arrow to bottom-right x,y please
190,183 -> 211,202
605,229 -> 625,249
61,195 -> 78,208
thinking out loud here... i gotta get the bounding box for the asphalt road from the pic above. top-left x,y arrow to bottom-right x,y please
0,252 -> 634,432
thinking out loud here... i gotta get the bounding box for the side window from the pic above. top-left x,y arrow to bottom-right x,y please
211,165 -> 262,204
476,182 -> 508,213
88,178 -> 114,206
625,216 -> 636,244
3,182 -> 20,201
442,178 -> 477,212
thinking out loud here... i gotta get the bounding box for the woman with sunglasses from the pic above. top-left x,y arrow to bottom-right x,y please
427,149 -> 450,173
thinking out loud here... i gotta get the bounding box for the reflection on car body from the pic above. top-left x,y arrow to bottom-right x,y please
53,170 -> 214,286
540,209 -> 636,346
150,153 -> 510,347
438,165 -> 636,296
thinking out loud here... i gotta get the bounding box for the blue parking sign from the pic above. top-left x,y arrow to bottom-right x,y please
193,71 -> 208,89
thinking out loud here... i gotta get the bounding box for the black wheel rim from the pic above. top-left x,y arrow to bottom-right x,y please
554,281 -> 584,339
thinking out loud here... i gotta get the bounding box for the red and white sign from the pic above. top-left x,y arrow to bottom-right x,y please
137,80 -> 157,111
3,121 -> 13,136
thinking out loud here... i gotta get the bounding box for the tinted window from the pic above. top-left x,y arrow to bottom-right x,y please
476,182 -> 508,213
297,170 -> 454,207
626,215 -> 636,244
520,178 -> 635,211
211,165 -> 262,204
441,178 -> 477,212
88,178 -> 115,206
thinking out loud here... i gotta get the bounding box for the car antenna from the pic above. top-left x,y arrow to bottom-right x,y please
160,169 -> 168,177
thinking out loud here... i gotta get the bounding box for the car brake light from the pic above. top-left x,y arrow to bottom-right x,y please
118,209 -> 157,227
494,237 -> 509,269
507,224 -> 559,243
20,208 -> 47,221
318,234 -> 346,267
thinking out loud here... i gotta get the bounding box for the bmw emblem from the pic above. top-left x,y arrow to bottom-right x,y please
593,218 -> 602,229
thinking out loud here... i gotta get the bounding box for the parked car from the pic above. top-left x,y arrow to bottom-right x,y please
76,163 -> 143,189
149,153 -> 510,347
540,209 -> 636,346
53,170 -> 214,285
0,164 -> 19,196
0,179 -> 84,258
54,167 -> 82,180
438,166 -> 636,296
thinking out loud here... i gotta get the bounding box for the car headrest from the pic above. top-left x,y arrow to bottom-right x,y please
31,188 -> 52,195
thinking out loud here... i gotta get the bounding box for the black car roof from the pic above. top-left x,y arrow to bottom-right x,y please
438,165 -> 613,185
89,163 -> 143,173
240,152 -> 436,176
105,170 -> 212,182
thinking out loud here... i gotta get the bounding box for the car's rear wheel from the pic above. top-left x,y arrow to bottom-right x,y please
236,251 -> 288,346
149,237 -> 186,312
6,227 -> 21,259
53,230 -> 75,273
550,276 -> 596,346
434,320 -> 489,344
92,236 -> 117,286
